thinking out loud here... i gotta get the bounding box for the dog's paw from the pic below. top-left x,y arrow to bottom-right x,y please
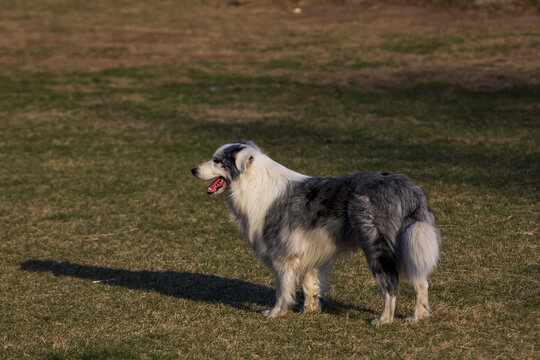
299,303 -> 322,314
299,295 -> 324,314
371,317 -> 393,326
405,313 -> 430,322
299,306 -> 317,315
261,308 -> 286,318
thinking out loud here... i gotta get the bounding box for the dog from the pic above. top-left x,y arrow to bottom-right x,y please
191,141 -> 440,324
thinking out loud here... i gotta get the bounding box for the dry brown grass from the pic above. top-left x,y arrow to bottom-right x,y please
1,0 -> 538,90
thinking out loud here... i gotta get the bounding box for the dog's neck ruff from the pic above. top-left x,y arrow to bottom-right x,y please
227,153 -> 308,249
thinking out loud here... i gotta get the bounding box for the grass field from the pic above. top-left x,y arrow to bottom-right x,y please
1,1 -> 539,359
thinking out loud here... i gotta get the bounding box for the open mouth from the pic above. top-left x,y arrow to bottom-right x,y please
206,176 -> 227,195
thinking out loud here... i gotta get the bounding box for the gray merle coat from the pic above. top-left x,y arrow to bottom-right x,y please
192,141 -> 440,324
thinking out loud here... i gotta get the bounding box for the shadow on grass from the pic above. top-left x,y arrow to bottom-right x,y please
20,260 -> 376,317
20,259 -> 273,312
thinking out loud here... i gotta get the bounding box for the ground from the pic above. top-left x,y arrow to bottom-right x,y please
0,1 -> 538,359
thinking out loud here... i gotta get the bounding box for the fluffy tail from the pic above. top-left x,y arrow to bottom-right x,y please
400,222 -> 440,280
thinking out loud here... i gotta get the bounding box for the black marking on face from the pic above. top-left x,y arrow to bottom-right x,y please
217,143 -> 247,180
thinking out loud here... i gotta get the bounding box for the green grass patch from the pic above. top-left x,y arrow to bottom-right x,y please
1,66 -> 538,359
265,58 -> 305,70
46,345 -> 139,360
344,60 -> 400,69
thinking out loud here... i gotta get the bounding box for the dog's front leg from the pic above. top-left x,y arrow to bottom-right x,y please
262,257 -> 298,317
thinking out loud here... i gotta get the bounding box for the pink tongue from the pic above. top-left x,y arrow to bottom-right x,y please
207,177 -> 226,194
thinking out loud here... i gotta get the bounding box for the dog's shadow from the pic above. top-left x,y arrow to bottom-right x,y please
20,260 -> 376,317
20,260 -> 274,312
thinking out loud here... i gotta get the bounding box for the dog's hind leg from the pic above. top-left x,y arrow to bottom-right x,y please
262,257 -> 298,318
371,287 -> 397,325
367,235 -> 399,325
400,221 -> 439,321
406,278 -> 431,321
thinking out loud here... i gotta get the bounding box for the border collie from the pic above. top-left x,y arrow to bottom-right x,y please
192,141 -> 440,324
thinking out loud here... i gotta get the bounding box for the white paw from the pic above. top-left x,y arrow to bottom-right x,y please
298,306 -> 318,314
371,317 -> 392,325
261,308 -> 286,318
405,312 -> 430,322
405,315 -> 418,322
299,304 -> 321,314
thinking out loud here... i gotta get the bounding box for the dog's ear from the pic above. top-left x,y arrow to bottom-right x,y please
235,149 -> 255,174
237,140 -> 260,151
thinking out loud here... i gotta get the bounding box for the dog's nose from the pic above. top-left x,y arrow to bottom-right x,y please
191,167 -> 198,177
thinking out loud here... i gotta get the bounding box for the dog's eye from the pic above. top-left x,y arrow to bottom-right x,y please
213,158 -> 222,164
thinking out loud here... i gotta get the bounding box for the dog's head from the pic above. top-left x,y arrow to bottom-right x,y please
191,141 -> 260,195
